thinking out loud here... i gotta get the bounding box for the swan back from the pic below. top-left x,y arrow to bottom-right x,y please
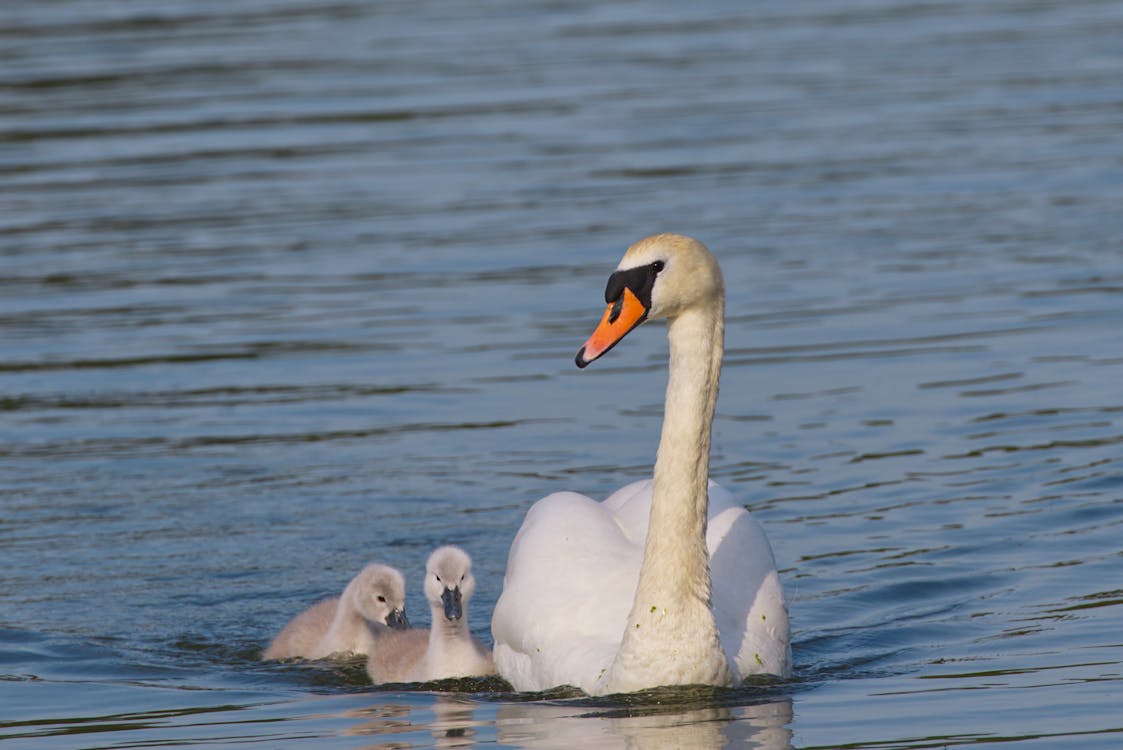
261,598 -> 339,660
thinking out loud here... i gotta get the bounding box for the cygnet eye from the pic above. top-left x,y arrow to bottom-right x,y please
434,574 -> 441,583
377,595 -> 386,603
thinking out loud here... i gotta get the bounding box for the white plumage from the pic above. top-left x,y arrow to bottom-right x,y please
491,234 -> 791,695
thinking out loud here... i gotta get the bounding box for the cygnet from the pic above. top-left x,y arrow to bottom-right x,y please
262,563 -> 409,660
366,546 -> 494,683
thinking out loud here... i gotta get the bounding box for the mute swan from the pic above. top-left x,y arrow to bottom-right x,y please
491,233 -> 791,695
366,546 -> 495,684
262,563 -> 410,660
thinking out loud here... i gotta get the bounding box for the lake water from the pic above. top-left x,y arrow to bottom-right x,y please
2,0 -> 1122,747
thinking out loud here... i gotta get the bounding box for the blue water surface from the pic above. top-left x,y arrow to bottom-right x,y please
2,0 -> 1122,747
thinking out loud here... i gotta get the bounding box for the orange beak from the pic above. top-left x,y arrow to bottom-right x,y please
575,287 -> 649,368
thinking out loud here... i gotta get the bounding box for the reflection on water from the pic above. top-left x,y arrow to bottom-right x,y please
428,696 -> 482,750
341,696 -> 483,749
429,696 -> 483,750
339,701 -> 415,746
495,695 -> 793,750
332,690 -> 794,750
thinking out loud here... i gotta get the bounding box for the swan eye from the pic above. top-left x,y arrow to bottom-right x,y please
434,574 -> 441,583
377,595 -> 386,603
604,262 -> 662,309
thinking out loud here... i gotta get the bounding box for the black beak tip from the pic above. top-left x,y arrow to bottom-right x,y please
441,587 -> 463,621
575,347 -> 590,369
385,609 -> 410,630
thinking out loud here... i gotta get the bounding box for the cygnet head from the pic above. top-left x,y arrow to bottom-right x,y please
576,233 -> 724,367
348,563 -> 410,630
423,546 -> 476,622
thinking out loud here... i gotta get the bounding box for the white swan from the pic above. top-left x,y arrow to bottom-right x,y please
491,233 -> 791,695
262,563 -> 410,660
366,546 -> 495,683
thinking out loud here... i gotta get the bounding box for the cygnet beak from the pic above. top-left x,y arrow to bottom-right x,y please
385,608 -> 410,630
441,586 -> 462,621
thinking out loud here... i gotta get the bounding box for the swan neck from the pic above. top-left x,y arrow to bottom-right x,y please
649,304 -> 723,595
429,602 -> 469,645
606,300 -> 728,691
324,589 -> 369,648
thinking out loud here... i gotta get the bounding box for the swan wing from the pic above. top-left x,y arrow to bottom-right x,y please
492,491 -> 642,693
706,483 -> 792,679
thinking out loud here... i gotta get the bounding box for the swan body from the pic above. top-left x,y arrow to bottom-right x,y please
262,563 -> 409,660
491,233 -> 791,695
366,546 -> 494,683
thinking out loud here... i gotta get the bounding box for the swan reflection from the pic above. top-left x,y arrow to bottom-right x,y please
338,701 -> 412,739
341,695 -> 481,749
428,695 -> 479,749
496,695 -> 793,750
338,690 -> 792,749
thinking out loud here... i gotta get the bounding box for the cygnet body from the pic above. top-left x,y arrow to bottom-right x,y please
262,563 -> 409,660
366,546 -> 494,683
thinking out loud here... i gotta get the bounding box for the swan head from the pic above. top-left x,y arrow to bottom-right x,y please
576,233 -> 723,367
424,545 -> 475,622
349,563 -> 410,630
